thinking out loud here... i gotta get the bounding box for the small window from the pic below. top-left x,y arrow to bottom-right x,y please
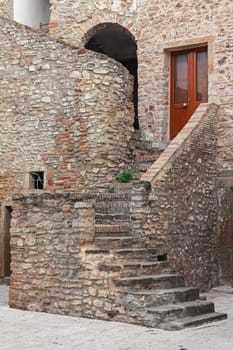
30,172 -> 44,190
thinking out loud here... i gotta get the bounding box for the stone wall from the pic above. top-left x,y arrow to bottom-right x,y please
49,0 -> 139,44
140,104 -> 219,289
217,174 -> 233,286
137,0 -> 233,165
9,192 -> 125,319
3,1 -> 233,171
9,193 -> 96,313
0,17 -> 134,198
0,1 -> 13,19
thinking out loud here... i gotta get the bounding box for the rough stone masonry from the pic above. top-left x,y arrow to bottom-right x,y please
0,0 -> 232,327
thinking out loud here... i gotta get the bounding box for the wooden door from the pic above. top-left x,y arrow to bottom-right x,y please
1,206 -> 12,278
170,47 -> 208,139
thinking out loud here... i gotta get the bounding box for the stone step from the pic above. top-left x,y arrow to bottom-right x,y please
129,287 -> 200,307
131,172 -> 144,181
85,248 -> 167,261
109,180 -> 149,193
97,193 -> 131,201
133,140 -> 156,152
147,300 -> 215,323
95,214 -> 130,225
98,261 -> 170,277
95,223 -> 131,237
133,163 -> 153,172
113,248 -> 166,260
95,224 -> 129,235
107,182 -> 137,193
135,162 -> 153,170
95,201 -> 130,214
159,312 -> 227,330
133,152 -> 161,163
94,236 -> 143,249
115,274 -> 185,290
134,139 -> 169,151
85,249 -> 111,255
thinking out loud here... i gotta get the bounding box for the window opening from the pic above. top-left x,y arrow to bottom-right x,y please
30,171 -> 44,190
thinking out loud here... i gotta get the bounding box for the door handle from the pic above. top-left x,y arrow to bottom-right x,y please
183,102 -> 188,107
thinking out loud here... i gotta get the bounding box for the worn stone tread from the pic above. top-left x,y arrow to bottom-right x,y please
123,261 -> 168,268
131,286 -> 198,296
147,300 -> 215,318
159,312 -> 227,330
115,274 -> 184,287
96,193 -> 131,201
148,304 -> 183,313
96,201 -> 130,207
85,248 -> 158,256
100,261 -> 168,269
95,224 -> 129,233
113,248 -> 158,254
112,248 -> 160,259
95,213 -> 130,223
95,236 -> 135,241
85,249 -> 111,255
116,273 -> 182,281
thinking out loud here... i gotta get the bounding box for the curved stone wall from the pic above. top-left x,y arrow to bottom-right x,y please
2,0 -> 233,170
0,17 -> 134,199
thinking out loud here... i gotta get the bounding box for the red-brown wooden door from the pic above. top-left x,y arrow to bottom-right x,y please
170,47 -> 208,139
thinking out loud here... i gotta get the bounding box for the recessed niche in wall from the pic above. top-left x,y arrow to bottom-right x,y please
13,0 -> 50,30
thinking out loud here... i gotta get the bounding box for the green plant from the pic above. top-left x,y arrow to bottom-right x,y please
116,170 -> 133,183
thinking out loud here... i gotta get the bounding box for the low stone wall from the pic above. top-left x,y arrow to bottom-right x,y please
9,192 -> 126,319
9,193 -> 95,313
140,104 -> 219,289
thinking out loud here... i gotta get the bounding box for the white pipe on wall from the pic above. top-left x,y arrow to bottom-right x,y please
14,0 -> 50,29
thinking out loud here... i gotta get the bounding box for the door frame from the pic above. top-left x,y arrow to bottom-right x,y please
169,44 -> 208,140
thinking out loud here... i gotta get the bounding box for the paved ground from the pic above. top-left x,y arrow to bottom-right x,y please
0,286 -> 233,350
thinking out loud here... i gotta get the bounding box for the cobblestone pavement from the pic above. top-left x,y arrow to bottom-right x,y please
0,286 -> 233,350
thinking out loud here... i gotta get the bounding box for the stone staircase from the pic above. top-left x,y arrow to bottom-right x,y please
84,139 -> 227,330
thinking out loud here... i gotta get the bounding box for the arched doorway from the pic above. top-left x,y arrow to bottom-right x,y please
84,23 -> 139,129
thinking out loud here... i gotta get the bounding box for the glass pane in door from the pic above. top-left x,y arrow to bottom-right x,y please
174,54 -> 188,104
196,50 -> 208,102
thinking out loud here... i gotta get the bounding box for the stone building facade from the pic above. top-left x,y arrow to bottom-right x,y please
0,0 -> 232,328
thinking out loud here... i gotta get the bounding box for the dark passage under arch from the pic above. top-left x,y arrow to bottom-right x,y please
85,23 -> 139,129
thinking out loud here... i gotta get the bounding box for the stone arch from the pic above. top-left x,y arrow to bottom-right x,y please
84,23 -> 139,129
